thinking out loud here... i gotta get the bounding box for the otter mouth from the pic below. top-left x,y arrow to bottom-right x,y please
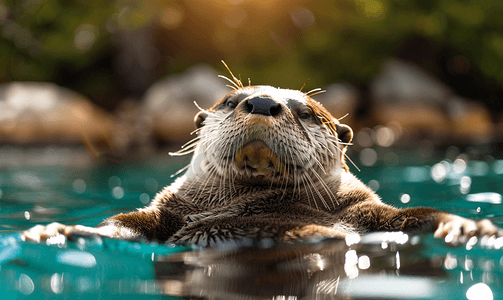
235,140 -> 288,176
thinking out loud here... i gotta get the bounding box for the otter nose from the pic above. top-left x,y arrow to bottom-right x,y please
244,96 -> 281,116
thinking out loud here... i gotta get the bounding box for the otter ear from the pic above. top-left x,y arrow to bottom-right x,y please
194,111 -> 208,129
335,123 -> 353,172
336,123 -> 353,145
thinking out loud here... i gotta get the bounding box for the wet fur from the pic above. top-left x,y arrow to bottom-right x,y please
25,84 -> 502,246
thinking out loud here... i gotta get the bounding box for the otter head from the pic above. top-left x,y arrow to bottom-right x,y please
191,85 -> 353,185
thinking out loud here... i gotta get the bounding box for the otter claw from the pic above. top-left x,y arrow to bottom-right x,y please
434,215 -> 501,246
23,222 -> 101,243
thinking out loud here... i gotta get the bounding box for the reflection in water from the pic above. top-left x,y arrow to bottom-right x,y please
154,233 -> 454,299
1,230 -> 503,299
466,283 -> 493,300
466,193 -> 502,205
18,273 -> 34,295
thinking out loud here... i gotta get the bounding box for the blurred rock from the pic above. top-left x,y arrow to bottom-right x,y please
111,98 -> 155,155
142,65 -> 229,143
0,82 -> 115,144
311,83 -> 358,125
372,59 -> 453,105
447,96 -> 492,141
371,59 -> 492,143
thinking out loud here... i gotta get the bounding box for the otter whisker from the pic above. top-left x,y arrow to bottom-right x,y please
169,139 -> 200,156
337,113 -> 350,121
299,82 -> 306,92
305,88 -> 322,95
220,137 -> 235,203
309,166 -> 339,208
304,171 -> 330,210
337,141 -> 354,146
169,149 -> 196,156
329,142 -> 360,172
171,164 -> 190,178
221,60 -> 244,88
218,75 -> 240,90
190,165 -> 217,203
301,173 -> 318,210
308,90 -> 326,97
193,101 -> 221,120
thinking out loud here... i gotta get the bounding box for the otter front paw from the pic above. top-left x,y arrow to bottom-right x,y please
22,222 -> 123,243
23,222 -> 98,243
434,214 -> 502,245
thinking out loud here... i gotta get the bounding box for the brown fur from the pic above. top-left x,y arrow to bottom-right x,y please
25,85 -> 502,246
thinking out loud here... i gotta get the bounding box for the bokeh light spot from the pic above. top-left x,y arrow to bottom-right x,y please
73,179 -> 86,194
140,192 -> 150,204
368,179 -> 379,191
112,186 -> 125,199
289,7 -> 315,29
161,7 -> 184,29
400,193 -> 410,204
374,125 -> 395,147
466,283 -> 493,300
360,148 -> 377,166
73,24 -> 98,52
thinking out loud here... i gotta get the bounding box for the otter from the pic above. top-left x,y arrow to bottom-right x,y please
24,73 -> 502,246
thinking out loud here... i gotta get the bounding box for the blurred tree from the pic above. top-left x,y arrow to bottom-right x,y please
0,0 -> 502,115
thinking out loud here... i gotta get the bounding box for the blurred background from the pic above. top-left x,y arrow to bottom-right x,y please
1,0 -> 503,165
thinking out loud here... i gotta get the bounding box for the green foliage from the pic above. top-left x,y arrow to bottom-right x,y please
1,0 -> 502,100
0,0 -> 116,81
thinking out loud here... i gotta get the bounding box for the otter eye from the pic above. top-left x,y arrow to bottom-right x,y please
227,101 -> 237,109
298,112 -> 310,120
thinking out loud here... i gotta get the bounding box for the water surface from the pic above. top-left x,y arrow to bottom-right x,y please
1,146 -> 503,299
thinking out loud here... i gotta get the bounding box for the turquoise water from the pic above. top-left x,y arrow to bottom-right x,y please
1,147 -> 503,299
